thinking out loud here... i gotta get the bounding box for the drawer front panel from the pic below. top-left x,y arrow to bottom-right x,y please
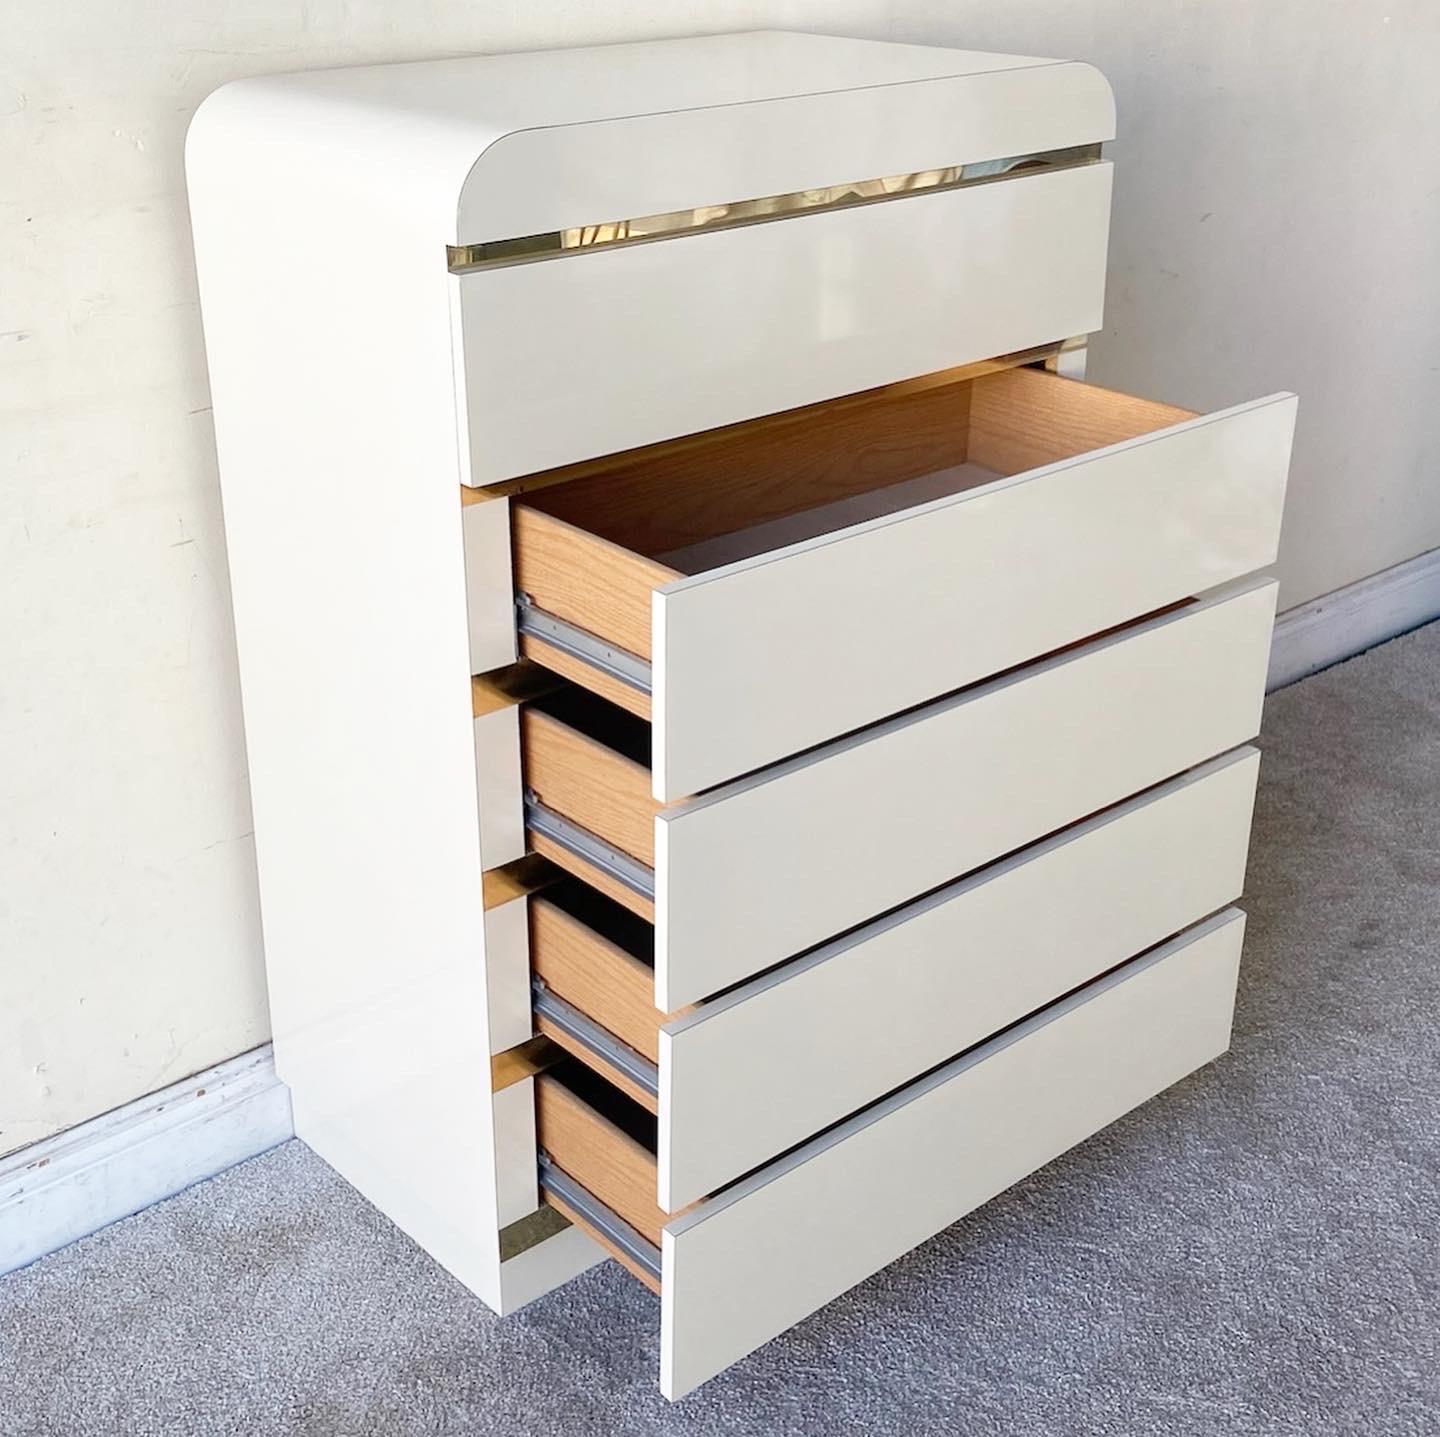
658,746 -> 1259,1209
653,383 -> 1295,799
660,908 -> 1246,1399
457,163 -> 1111,484
655,577 -> 1276,1010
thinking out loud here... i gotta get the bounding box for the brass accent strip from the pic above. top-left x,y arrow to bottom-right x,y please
483,853 -> 560,911
471,659 -> 567,718
498,1203 -> 571,1263
1044,335 -> 1089,377
491,1035 -> 566,1092
447,143 -> 1102,273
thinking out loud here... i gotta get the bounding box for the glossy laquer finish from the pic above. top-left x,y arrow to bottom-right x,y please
457,163 -> 1113,483
187,65 -> 508,1309
653,385 -> 1295,799
456,34 -> 1114,241
653,578 -> 1276,1010
660,909 -> 1246,1398
658,746 -> 1260,1209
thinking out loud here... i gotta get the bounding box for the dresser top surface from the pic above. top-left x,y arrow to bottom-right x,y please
187,31 -> 1112,245
225,33 -> 1071,134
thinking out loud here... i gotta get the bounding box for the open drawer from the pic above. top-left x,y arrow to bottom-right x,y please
536,907 -> 1246,1398
512,577 -> 1276,1009
509,364 -> 1295,800
526,745 -> 1260,1209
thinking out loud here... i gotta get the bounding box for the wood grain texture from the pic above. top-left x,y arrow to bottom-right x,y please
967,365 -> 1195,474
541,1188 -> 660,1295
521,708 -> 658,866
519,632 -> 652,721
531,897 -> 661,1061
536,1074 -> 663,1246
536,1016 -> 658,1114
526,371 -> 974,558
652,389 -> 1293,799
512,506 -> 677,662
528,831 -> 656,924
506,363 -> 1205,759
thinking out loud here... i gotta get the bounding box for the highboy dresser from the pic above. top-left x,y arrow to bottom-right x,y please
187,32 -> 1296,1398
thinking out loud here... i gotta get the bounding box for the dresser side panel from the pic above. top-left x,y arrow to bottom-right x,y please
186,91 -> 508,1308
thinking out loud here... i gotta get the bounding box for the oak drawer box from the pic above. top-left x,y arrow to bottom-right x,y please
504,364 -> 1294,799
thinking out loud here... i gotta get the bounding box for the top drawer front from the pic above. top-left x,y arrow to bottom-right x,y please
455,164 -> 1112,484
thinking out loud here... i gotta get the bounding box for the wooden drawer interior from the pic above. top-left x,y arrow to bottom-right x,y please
510,364 -> 1195,716
536,1059 -> 666,1293
531,879 -> 659,1061
523,690 -> 656,866
520,686 -> 658,919
529,877 -> 679,1113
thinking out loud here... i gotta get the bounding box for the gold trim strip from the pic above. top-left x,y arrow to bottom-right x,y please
447,143 -> 1102,273
471,660 -> 567,718
482,854 -> 560,911
491,1035 -> 565,1093
499,1203 -> 571,1263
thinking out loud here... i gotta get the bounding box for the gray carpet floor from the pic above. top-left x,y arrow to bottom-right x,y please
4,624 -> 1439,1436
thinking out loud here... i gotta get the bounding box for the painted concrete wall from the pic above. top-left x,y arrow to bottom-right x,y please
889,0 -> 1440,606
4,3 -> 1435,1151
0,2 -> 877,1154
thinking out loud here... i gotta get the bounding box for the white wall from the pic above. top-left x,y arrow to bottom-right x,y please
4,3 -> 1436,1152
887,0 -> 1440,606
0,1 -> 879,1155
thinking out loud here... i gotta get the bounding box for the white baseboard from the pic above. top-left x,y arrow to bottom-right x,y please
1268,547 -> 1440,691
0,1045 -> 293,1277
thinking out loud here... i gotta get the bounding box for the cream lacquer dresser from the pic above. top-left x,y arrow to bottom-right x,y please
187,32 -> 1296,1398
